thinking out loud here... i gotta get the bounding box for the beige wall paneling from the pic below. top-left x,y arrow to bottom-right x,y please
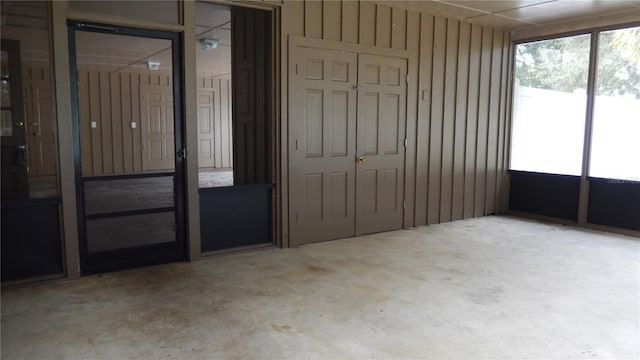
501,40 -> 515,211
120,73 -> 134,173
76,71 -> 175,176
403,10 -> 420,228
439,19 -> 459,224
305,1 -> 323,38
375,4 -> 392,48
412,15 -> 510,226
130,73 -> 143,172
323,0 -> 341,41
452,22 -> 471,221
464,24 -> 482,219
341,1 -> 359,44
414,14 -> 434,226
427,17 -> 446,225
485,30 -> 504,215
110,72 -> 124,174
391,7 -> 407,50
494,33 -> 509,213
100,72 -> 114,174
359,1 -> 376,46
88,72 -> 103,174
473,28 -> 492,218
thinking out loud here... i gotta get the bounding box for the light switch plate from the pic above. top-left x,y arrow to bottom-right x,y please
131,122 -> 137,129
91,121 -> 97,128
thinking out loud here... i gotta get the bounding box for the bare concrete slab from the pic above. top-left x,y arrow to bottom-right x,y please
2,216 -> 638,359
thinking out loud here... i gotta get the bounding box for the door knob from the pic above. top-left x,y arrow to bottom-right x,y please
357,155 -> 366,163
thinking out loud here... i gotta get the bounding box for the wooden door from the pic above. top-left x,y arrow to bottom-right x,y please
197,89 -> 216,168
141,86 -> 174,171
1,40 -> 29,199
356,54 -> 407,234
25,81 -> 56,176
289,47 -> 358,245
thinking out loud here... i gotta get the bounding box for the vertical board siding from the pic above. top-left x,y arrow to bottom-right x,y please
391,7 -> 407,50
474,28 -> 493,217
464,24 -> 482,219
452,22 -> 471,221
427,16 -> 447,225
283,0 -> 512,232
120,73 -> 133,173
411,16 -> 510,225
304,1 -> 323,38
323,0 -> 341,41
110,74 -> 124,174
232,7 -> 272,184
439,19 -> 459,223
485,30 -> 504,215
77,71 -> 231,176
358,1 -> 376,46
375,4 -> 392,48
341,0 -> 359,43
415,14 -> 435,226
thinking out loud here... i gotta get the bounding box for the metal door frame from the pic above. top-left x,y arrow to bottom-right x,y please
67,21 -> 186,274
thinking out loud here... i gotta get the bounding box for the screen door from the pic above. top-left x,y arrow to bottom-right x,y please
68,22 -> 186,274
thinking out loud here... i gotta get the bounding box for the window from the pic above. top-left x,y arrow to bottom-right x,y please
589,26 -> 640,181
510,35 -> 590,176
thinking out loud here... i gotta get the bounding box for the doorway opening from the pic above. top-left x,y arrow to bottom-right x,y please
196,2 -> 275,253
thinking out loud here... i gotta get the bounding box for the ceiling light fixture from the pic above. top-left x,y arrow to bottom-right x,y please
199,38 -> 219,50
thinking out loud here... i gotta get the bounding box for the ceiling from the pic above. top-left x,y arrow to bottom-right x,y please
383,0 -> 640,31
1,1 -> 231,76
2,1 -> 638,73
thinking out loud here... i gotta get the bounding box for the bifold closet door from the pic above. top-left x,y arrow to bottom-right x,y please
289,47 -> 408,246
289,47 -> 358,246
355,54 -> 407,235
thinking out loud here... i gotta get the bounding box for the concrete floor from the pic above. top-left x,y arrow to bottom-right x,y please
2,216 -> 639,359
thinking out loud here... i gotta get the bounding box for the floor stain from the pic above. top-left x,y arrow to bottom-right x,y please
270,324 -> 293,333
307,265 -> 333,274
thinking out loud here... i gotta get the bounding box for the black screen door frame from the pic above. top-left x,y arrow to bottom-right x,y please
67,21 -> 186,275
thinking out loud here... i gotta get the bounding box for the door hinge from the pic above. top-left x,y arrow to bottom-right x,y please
295,63 -> 298,75
403,201 -> 406,209
404,138 -> 408,148
406,74 -> 409,83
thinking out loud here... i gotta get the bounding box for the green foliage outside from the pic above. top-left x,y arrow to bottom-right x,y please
516,27 -> 640,98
